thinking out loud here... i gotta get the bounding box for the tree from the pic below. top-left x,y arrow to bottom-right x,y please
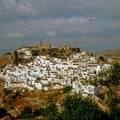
32,50 -> 39,56
41,103 -> 60,120
33,108 -> 43,117
11,91 -> 21,99
60,94 -> 108,120
37,94 -> 109,120
0,107 -> 7,118
19,106 -> 32,119
13,50 -> 19,64
99,56 -> 105,61
92,62 -> 120,118
94,62 -> 120,96
4,88 -> 12,95
63,86 -> 72,93
110,107 -> 120,120
109,62 -> 120,85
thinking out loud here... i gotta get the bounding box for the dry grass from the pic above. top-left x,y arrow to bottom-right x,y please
97,49 -> 120,62
0,53 -> 14,68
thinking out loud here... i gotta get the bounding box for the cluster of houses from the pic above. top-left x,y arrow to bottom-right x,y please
0,45 -> 111,97
16,42 -> 51,60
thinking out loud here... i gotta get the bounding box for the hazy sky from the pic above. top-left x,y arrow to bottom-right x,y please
0,0 -> 120,55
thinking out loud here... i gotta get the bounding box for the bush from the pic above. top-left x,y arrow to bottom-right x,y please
60,94 -> 109,120
99,56 -> 105,61
41,103 -> 59,120
11,91 -> 21,99
19,106 -> 32,119
110,107 -> 120,120
33,108 -> 43,117
4,88 -> 12,95
63,86 -> 72,93
96,93 -> 104,100
4,52 -> 11,56
32,50 -> 39,56
0,107 -> 7,118
13,50 -> 19,64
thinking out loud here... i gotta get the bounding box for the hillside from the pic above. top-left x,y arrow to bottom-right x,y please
0,52 -> 14,68
97,49 -> 120,62
1,44 -> 119,119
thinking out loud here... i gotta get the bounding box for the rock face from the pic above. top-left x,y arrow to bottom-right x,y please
0,53 -> 14,68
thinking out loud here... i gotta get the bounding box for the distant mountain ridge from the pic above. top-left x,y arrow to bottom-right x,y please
97,49 -> 120,62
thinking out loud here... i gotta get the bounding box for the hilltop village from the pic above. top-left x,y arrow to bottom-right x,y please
0,42 -> 111,97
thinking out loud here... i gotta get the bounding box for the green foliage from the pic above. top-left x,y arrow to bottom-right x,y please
106,95 -> 120,116
33,108 -> 43,117
0,107 -> 7,118
63,86 -> 72,93
110,107 -> 120,120
98,62 -> 120,88
41,94 -> 109,120
19,106 -> 32,119
109,62 -> 120,86
96,93 -> 104,100
92,62 -> 120,119
41,103 -> 60,120
76,48 -> 81,53
72,47 -> 80,53
4,52 -> 11,56
32,50 -> 39,56
99,56 -> 105,61
60,94 -> 108,120
92,62 -> 120,96
106,95 -> 116,109
11,91 -> 21,99
4,89 -> 20,99
51,52 -> 59,58
13,50 -> 19,64
4,88 -> 12,95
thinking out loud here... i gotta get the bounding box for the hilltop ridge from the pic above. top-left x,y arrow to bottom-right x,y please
0,43 -> 82,68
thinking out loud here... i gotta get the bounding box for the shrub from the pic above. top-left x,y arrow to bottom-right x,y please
13,50 -> 19,64
0,107 -> 7,118
63,86 -> 72,93
32,50 -> 39,56
4,88 -> 12,95
19,106 -> 32,119
33,108 -> 43,117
